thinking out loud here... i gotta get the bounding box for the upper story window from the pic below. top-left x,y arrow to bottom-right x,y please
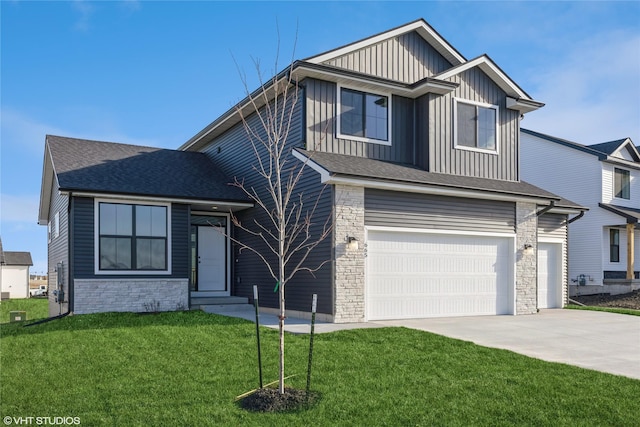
614,168 -> 630,199
97,201 -> 169,272
454,98 -> 499,153
337,85 -> 391,145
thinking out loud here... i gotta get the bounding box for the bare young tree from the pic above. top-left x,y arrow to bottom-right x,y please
230,34 -> 332,395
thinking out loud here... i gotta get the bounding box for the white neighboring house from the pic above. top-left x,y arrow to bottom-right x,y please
0,238 -> 34,299
521,129 -> 640,295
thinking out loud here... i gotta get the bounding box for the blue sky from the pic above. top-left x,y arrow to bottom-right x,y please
1,1 -> 639,274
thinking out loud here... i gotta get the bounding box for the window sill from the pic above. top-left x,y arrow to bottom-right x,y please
336,132 -> 392,146
454,145 -> 499,156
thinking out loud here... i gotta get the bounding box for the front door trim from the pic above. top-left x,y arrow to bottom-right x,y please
190,212 -> 231,297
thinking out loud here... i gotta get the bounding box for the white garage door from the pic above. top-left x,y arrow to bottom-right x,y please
537,242 -> 562,309
367,230 -> 513,320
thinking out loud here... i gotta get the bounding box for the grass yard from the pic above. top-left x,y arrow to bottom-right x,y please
1,311 -> 639,426
0,298 -> 49,323
566,304 -> 640,317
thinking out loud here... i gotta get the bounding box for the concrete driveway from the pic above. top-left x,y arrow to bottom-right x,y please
377,309 -> 640,380
205,305 -> 639,380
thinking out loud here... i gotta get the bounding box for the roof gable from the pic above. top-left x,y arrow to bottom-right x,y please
306,19 -> 466,68
590,138 -> 639,162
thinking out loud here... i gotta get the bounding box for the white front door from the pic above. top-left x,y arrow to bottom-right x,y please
197,226 -> 226,292
538,242 -> 562,308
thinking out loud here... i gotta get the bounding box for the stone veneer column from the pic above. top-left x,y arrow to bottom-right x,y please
516,202 -> 538,314
333,185 -> 365,323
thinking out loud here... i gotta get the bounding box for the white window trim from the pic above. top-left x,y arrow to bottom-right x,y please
48,221 -> 52,243
94,198 -> 172,275
613,167 -> 631,200
453,97 -> 500,155
336,83 -> 392,146
54,212 -> 60,238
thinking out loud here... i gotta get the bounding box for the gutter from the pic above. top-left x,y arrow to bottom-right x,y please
567,210 -> 585,224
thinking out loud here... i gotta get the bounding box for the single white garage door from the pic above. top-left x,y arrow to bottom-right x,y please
537,242 -> 562,308
366,230 -> 513,320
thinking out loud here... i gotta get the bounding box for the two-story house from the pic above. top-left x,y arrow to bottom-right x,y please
521,129 -> 639,295
39,19 -> 584,321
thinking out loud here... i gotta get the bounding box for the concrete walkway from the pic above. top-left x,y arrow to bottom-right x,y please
204,306 -> 640,380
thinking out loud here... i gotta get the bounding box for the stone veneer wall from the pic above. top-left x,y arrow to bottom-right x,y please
333,185 -> 366,323
516,202 -> 538,314
73,278 -> 189,314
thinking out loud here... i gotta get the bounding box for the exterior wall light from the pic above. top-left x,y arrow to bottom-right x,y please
523,243 -> 534,255
346,236 -> 359,251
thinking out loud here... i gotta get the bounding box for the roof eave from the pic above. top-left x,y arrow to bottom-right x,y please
38,139 -> 56,225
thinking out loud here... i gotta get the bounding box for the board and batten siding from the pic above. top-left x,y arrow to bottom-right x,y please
305,78 -> 414,163
72,197 -> 189,280
47,181 -> 70,316
198,95 -> 334,315
364,189 -> 515,234
429,67 -> 520,181
321,31 -> 452,84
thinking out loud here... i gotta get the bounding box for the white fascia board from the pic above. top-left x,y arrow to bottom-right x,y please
506,97 -> 545,113
38,143 -> 59,225
291,150 -> 332,182
602,157 -> 640,171
437,56 -> 531,100
306,20 -> 465,66
325,175 -> 557,204
61,191 -> 254,210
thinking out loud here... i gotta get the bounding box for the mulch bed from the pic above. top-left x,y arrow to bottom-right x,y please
239,387 -> 320,413
571,289 -> 640,310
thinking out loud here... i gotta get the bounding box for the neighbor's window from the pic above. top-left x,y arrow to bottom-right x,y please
614,168 -> 630,199
338,87 -> 389,143
455,99 -> 498,151
99,202 -> 167,271
610,229 -> 620,263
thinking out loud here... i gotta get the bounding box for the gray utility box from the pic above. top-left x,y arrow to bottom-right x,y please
10,311 -> 27,322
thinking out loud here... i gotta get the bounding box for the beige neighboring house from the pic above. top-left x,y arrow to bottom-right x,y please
0,238 -> 33,299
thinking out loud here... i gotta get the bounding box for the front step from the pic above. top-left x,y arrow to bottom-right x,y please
191,296 -> 249,312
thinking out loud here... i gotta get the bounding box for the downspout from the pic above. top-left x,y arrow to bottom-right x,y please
25,192 -> 73,327
567,210 -> 585,224
536,200 -> 555,216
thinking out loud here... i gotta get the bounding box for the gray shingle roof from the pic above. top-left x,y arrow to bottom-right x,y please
1,251 -> 33,266
296,148 -> 584,209
47,135 -> 249,202
589,139 -> 629,156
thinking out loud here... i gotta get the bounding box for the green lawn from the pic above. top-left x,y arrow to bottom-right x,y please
566,304 -> 640,317
1,311 -> 638,426
0,298 -> 49,323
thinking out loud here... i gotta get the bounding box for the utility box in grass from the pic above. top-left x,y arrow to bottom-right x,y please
10,311 -> 26,322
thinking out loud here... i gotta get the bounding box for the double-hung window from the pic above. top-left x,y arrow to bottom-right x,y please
98,202 -> 168,271
614,168 -> 630,199
609,229 -> 620,263
337,86 -> 390,144
454,99 -> 498,152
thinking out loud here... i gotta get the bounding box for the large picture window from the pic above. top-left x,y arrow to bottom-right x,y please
455,99 -> 498,152
338,86 -> 390,144
614,168 -> 630,199
99,202 -> 168,271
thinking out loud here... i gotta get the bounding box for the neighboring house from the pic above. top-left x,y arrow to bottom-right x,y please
39,19 -> 584,321
521,129 -> 639,295
0,238 -> 33,299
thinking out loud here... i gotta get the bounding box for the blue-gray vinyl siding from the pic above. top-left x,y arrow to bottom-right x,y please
72,197 -> 189,281
428,68 -> 520,181
198,95 -> 334,315
305,78 -> 414,164
47,181 -> 70,316
364,189 -> 516,234
321,31 -> 452,83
